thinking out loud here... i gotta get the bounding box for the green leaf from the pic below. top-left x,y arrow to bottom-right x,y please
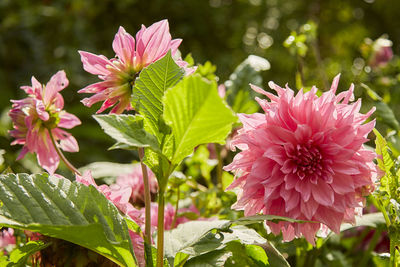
79,162 -> 133,180
374,129 -> 398,199
225,55 -> 270,113
233,214 -> 316,225
0,173 -> 136,267
93,114 -> 160,152
174,252 -> 190,267
7,240 -> 51,267
340,213 -> 386,231
132,51 -> 184,137
246,244 -> 269,266
184,249 -> 232,267
163,75 -> 236,165
163,220 -> 230,261
262,241 -> 290,267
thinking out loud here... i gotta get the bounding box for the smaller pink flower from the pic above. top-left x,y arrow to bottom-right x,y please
369,37 -> 393,68
76,171 -> 142,222
79,19 -> 194,114
146,203 -> 200,231
111,164 -> 158,205
9,71 -> 81,174
0,228 -> 15,250
76,171 -> 145,265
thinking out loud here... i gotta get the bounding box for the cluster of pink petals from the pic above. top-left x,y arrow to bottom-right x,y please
9,71 -> 81,174
111,164 -> 158,205
79,19 -> 194,114
0,228 -> 15,251
224,74 -> 377,244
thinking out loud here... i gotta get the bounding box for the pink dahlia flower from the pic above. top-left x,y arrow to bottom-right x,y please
224,74 -> 377,244
9,71 -> 81,174
79,19 -> 193,114
111,164 -> 158,205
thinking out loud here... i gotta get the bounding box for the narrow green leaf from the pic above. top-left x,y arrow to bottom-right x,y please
132,51 -> 184,137
93,114 -> 160,152
233,214 -> 316,225
0,173 -> 136,267
163,75 -> 236,165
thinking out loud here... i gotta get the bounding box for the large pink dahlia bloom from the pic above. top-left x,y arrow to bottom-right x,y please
79,19 -> 191,114
9,71 -> 81,174
224,75 -> 377,244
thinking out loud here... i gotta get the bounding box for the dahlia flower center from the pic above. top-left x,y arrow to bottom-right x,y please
42,112 -> 60,129
291,144 -> 323,182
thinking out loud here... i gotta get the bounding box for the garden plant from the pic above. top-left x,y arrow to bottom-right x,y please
1,2 -> 400,267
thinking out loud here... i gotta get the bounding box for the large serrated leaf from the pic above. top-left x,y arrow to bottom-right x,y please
163,75 -> 237,165
93,114 -> 160,152
132,51 -> 184,137
0,173 -> 136,267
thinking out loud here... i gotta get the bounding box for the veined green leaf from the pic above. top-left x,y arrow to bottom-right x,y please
163,75 -> 236,165
132,51 -> 184,137
0,173 -> 136,267
93,114 -> 160,152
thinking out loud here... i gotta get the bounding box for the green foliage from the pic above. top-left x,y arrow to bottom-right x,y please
225,55 -> 270,114
340,213 -> 386,231
163,75 -> 236,165
130,51 -> 184,183
162,218 -> 296,266
132,51 -> 184,138
1,240 -> 51,267
93,114 -> 160,152
0,173 -> 136,267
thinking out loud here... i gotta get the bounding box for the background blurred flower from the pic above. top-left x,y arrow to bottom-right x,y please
79,19 -> 187,114
0,228 -> 15,252
225,75 -> 377,244
111,163 -> 158,205
369,37 -> 393,68
9,71 -> 81,174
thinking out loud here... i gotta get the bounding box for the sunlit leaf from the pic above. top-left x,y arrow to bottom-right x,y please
0,173 -> 136,267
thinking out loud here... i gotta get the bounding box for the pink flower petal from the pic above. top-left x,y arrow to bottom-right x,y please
79,51 -> 112,76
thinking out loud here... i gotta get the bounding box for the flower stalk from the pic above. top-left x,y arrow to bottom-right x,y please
48,128 -> 81,176
138,148 -> 152,246
156,187 -> 165,267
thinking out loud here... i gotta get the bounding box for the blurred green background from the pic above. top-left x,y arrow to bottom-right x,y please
1,0 -> 399,175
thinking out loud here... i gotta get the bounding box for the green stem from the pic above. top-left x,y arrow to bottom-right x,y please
47,128 -> 81,176
156,188 -> 165,267
390,237 -> 397,267
171,186 -> 180,229
215,144 -> 223,189
359,228 -> 383,267
138,148 -> 152,257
